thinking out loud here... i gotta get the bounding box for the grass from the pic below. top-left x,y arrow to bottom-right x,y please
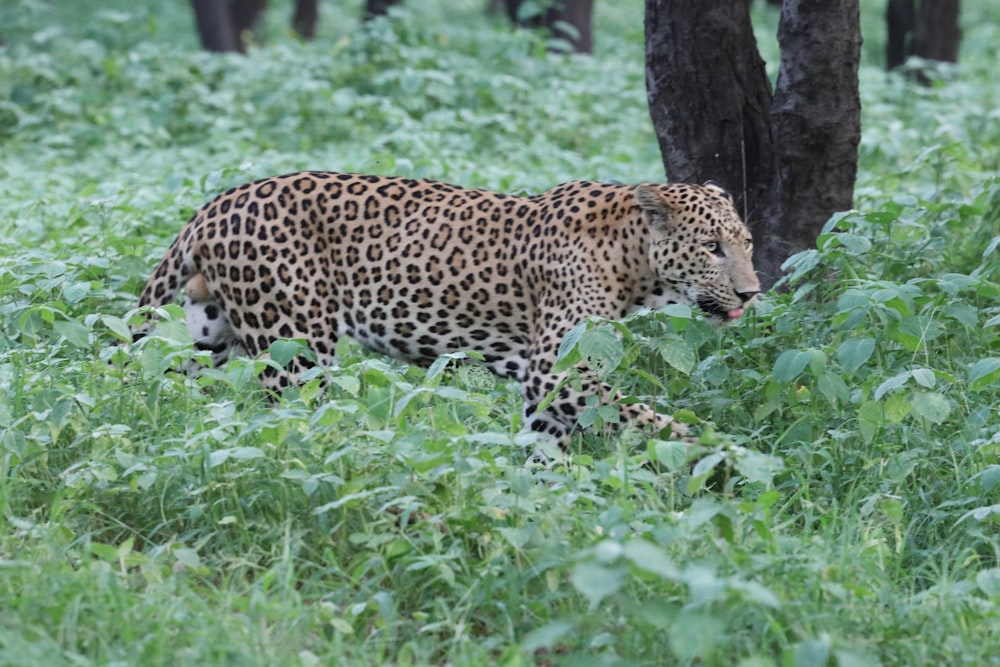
2,0 -> 1000,665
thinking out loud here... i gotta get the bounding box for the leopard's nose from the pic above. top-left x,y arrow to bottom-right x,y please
736,290 -> 759,304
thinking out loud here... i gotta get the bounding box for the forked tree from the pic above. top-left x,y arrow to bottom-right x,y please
645,1 -> 862,289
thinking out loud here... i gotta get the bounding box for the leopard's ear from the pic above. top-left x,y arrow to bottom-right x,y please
702,180 -> 734,201
634,185 -> 679,232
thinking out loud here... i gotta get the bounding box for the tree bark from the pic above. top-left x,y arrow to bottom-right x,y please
757,0 -> 861,286
914,0 -> 961,62
886,0 -> 915,69
504,0 -> 594,53
644,1 -> 774,224
191,0 -> 242,52
644,0 -> 861,289
292,0 -> 319,39
887,0 -> 961,75
230,0 -> 268,44
364,0 -> 403,20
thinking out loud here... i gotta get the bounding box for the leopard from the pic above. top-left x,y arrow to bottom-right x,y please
132,171 -> 760,442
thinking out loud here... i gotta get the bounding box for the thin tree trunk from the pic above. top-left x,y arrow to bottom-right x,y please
363,0 -> 403,20
914,0 -> 960,62
887,0 -> 960,78
504,0 -> 594,53
230,0 -> 268,44
292,0 -> 319,39
886,0 -> 915,69
644,1 -> 774,224
756,0 -> 861,285
191,0 -> 241,52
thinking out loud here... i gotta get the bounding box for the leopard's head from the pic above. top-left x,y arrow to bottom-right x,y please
635,182 -> 760,322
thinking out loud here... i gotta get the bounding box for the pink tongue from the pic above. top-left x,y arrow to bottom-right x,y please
727,308 -> 745,319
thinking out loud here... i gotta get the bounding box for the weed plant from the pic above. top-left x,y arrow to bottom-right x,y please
2,1 -> 1000,665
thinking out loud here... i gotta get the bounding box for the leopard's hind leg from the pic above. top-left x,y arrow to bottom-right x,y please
182,274 -> 244,369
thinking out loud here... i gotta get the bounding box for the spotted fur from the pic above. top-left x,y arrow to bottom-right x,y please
134,172 -> 759,441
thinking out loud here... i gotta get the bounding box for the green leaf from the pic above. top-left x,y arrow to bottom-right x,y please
817,371 -> 850,406
735,450 -> 785,486
577,326 -> 623,377
521,620 -> 575,653
976,568 -> 1000,597
269,339 -> 305,368
883,393 -> 911,423
658,335 -> 696,374
875,371 -> 911,400
969,358 -> 1000,390
426,356 -> 451,381
623,539 -> 680,581
101,314 -> 133,341
773,349 -> 810,384
909,391 -> 950,424
858,401 -> 882,443
571,561 -> 624,611
793,637 -> 831,667
652,439 -> 690,471
553,320 -> 586,371
911,367 -> 936,388
836,337 -> 875,374
53,317 -> 90,348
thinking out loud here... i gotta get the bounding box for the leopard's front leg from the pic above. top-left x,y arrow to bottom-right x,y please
519,322 -> 688,444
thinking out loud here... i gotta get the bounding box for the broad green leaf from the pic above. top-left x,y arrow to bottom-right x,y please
735,450 -> 785,486
883,393 -> 911,423
874,371 -> 911,400
521,620 -> 574,653
818,371 -> 850,406
911,367 -> 936,388
667,610 -> 725,662
658,335 -> 696,374
101,314 -> 133,341
553,324 -> 586,373
578,326 -> 623,377
623,539 -> 680,581
969,358 -> 1000,390
692,452 -> 725,479
426,356 -> 451,381
269,339 -> 305,367
793,637 -> 831,667
571,561 -> 624,610
331,375 -> 361,396
909,391 -> 950,424
652,439 -> 689,471
773,349 -> 810,384
976,568 -> 1000,597
836,337 -> 875,374
53,317 -> 90,348
858,401 -> 882,442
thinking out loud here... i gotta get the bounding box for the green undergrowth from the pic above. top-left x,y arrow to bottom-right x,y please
3,1 -> 1000,665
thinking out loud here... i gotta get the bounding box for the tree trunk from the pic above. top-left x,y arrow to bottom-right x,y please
757,0 -> 861,286
292,0 -> 319,39
644,1 -> 774,226
886,0 -> 915,69
230,0 -> 268,44
504,0 -> 594,53
887,0 -> 960,76
363,0 -> 403,20
191,0 -> 242,52
645,0 -> 861,289
914,0 -> 961,62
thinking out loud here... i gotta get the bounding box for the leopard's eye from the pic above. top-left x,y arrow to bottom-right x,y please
744,239 -> 753,250
704,241 -> 724,257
